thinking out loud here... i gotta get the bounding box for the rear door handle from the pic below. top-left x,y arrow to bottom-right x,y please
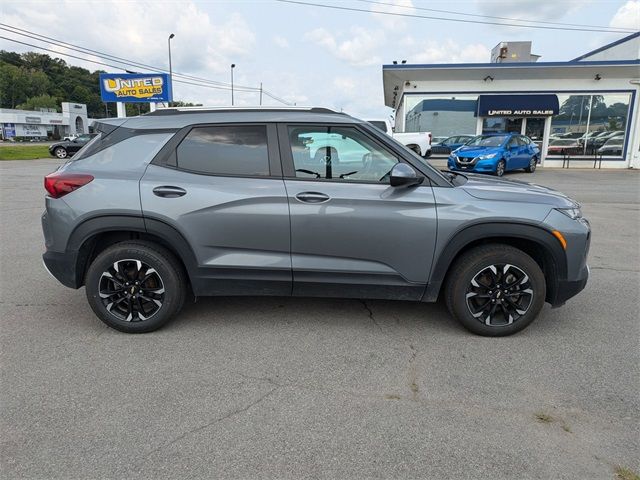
153,186 -> 187,198
295,191 -> 330,204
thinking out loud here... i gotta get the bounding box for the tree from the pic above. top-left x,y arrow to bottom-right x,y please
0,63 -> 29,108
16,94 -> 59,111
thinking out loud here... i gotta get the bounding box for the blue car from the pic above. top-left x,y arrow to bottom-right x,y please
447,133 -> 540,176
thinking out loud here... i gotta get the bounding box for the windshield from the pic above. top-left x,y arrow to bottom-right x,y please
465,135 -> 507,147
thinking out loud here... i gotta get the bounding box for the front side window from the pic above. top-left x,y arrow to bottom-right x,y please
288,126 -> 398,182
176,125 -> 269,176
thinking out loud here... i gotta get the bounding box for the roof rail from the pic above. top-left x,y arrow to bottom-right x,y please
145,106 -> 342,116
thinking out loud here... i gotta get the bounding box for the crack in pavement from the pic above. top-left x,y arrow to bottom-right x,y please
359,299 -> 383,333
132,386 -> 279,472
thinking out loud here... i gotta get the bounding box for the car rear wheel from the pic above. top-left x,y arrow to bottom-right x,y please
444,244 -> 546,336
495,159 -> 506,177
525,156 -> 538,173
54,147 -> 67,159
85,241 -> 187,333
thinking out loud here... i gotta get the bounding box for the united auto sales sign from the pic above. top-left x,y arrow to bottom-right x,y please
487,109 -> 556,116
99,73 -> 172,103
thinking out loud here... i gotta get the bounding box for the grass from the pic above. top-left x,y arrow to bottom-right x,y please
615,466 -> 640,480
0,145 -> 51,160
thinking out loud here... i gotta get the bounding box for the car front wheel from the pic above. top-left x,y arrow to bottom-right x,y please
85,241 -> 187,333
54,147 -> 67,159
444,244 -> 546,336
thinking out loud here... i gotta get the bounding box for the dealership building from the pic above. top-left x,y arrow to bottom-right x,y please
383,32 -> 640,168
0,102 -> 89,140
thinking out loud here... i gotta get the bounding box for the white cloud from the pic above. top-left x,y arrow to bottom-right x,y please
609,0 -> 640,29
475,0 -> 587,23
410,40 -> 490,63
0,0 -> 256,103
305,27 -> 383,67
369,0 -> 415,30
273,35 -> 290,48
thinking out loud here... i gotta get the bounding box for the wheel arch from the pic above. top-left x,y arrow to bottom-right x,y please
423,222 -> 567,304
67,215 -> 198,289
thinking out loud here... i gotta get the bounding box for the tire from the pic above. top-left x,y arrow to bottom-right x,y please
408,145 -> 421,156
444,244 -> 546,336
525,156 -> 538,173
85,241 -> 187,333
495,159 -> 506,177
54,147 -> 67,159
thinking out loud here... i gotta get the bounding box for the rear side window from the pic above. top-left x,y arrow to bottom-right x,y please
176,125 -> 269,176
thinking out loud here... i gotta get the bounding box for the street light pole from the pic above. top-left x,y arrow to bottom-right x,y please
168,33 -> 175,105
231,64 -> 236,106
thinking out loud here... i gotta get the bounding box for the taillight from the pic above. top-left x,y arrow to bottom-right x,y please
428,133 -> 432,145
44,172 -> 94,199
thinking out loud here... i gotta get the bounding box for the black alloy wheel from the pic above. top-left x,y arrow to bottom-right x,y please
99,259 -> 165,322
465,264 -> 533,327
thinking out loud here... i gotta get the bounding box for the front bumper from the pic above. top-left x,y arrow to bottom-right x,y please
550,264 -> 589,307
448,158 -> 497,173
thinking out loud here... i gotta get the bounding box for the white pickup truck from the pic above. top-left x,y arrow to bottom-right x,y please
367,119 -> 432,158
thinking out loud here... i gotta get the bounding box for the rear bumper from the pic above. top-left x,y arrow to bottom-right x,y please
550,264 -> 589,307
42,250 -> 81,289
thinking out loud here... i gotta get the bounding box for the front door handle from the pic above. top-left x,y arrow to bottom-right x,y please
295,191 -> 330,204
153,186 -> 187,198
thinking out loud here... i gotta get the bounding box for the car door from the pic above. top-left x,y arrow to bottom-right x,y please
140,123 -> 291,296
505,136 -> 526,170
278,123 -> 438,300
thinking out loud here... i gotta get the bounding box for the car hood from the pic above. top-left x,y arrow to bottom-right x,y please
460,173 -> 578,208
454,145 -> 501,157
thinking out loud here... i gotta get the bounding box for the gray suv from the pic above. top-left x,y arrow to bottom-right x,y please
41,108 -> 590,336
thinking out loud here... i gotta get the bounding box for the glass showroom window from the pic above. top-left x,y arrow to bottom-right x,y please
549,93 -> 631,158
404,95 -> 478,136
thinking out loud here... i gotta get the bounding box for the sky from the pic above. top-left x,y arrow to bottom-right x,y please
1,0 -> 639,119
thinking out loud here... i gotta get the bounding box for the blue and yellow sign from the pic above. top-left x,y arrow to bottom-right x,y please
99,73 -> 172,103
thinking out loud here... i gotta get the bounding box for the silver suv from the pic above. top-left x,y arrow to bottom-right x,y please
41,107 -> 590,336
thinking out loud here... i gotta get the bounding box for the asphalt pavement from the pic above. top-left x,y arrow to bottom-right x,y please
1,160 -> 638,479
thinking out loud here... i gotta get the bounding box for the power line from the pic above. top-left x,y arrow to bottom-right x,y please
274,0 -> 636,33
0,24 -> 293,104
354,0 -> 637,32
0,35 -> 294,104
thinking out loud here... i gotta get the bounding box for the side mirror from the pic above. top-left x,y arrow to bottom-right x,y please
390,163 -> 424,187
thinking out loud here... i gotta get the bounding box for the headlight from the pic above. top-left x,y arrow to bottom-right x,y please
556,207 -> 582,219
478,153 -> 497,160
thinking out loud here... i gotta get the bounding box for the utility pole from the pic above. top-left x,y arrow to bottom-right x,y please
259,82 -> 263,106
168,33 -> 175,105
230,64 -> 236,106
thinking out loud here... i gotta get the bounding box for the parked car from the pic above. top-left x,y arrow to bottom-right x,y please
547,139 -> 581,156
63,133 -> 79,142
48,133 -> 97,159
367,119 -> 432,157
447,133 -> 540,176
431,135 -> 475,155
597,137 -> 624,156
591,130 -> 624,149
42,107 -> 590,337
